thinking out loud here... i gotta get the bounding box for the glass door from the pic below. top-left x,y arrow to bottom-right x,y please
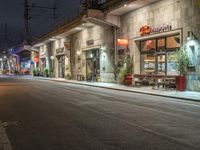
157,54 -> 166,75
86,58 -> 93,81
58,55 -> 65,78
85,49 -> 100,81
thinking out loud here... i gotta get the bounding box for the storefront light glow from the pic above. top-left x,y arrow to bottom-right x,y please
76,51 -> 81,55
100,46 -> 106,51
50,56 -> 55,60
117,39 -> 129,46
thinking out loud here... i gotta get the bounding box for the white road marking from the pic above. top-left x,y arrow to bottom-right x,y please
0,121 -> 12,150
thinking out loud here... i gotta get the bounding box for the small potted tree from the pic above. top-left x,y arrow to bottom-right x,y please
44,68 -> 50,78
33,68 -> 39,76
117,55 -> 133,85
175,47 -> 190,91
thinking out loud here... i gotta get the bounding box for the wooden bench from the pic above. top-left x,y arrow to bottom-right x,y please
157,78 -> 176,89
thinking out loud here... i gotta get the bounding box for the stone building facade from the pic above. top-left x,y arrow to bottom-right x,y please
106,0 -> 200,91
32,0 -> 200,91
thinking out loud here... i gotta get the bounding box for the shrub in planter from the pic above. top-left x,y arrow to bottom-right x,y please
175,47 -> 190,91
14,70 -> 19,75
65,73 -> 72,80
44,68 -> 50,77
33,68 -> 38,76
117,55 -> 133,85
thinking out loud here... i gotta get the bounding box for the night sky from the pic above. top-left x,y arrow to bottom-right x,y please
0,0 -> 80,48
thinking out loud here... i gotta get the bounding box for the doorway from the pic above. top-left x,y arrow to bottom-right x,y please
57,55 -> 65,78
86,49 -> 100,81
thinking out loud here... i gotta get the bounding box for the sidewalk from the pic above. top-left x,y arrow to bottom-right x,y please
29,76 -> 200,102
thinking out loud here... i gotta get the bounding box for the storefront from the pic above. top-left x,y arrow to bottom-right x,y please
85,48 -> 100,81
135,27 -> 181,76
56,47 -> 65,78
111,0 -> 200,91
39,45 -> 49,76
9,55 -> 19,73
71,23 -> 115,83
20,59 -> 31,74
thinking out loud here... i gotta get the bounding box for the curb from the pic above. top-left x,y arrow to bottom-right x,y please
30,77 -> 200,103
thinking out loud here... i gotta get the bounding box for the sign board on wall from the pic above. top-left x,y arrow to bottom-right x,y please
64,42 -> 70,50
140,24 -> 172,36
117,39 -> 129,46
86,39 -> 94,46
56,48 -> 65,55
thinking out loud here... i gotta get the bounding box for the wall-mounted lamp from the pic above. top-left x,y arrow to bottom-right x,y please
50,56 -> 55,60
90,54 -> 93,58
76,51 -> 81,55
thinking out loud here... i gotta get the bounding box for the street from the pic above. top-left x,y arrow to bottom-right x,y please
0,76 -> 200,150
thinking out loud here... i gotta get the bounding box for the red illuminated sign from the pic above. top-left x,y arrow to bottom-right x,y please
140,26 -> 151,36
140,24 -> 172,36
34,56 -> 39,63
117,39 -> 129,46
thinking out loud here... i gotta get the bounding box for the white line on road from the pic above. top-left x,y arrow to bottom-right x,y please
0,121 -> 12,150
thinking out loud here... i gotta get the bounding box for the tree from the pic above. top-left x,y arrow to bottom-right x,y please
175,46 -> 190,76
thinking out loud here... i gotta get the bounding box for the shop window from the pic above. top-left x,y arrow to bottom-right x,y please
141,54 -> 156,74
167,52 -> 179,75
166,35 -> 180,49
157,38 -> 165,51
141,39 -> 156,52
157,55 -> 166,75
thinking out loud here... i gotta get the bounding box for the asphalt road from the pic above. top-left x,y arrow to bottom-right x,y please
0,76 -> 200,150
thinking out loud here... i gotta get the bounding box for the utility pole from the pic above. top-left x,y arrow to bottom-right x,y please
53,2 -> 58,21
23,0 -> 58,45
4,23 -> 8,46
24,0 -> 30,45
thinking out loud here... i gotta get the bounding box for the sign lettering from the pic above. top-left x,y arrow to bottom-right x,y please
86,40 -> 94,46
117,39 -> 129,46
140,24 -> 172,36
140,26 -> 151,36
56,48 -> 65,55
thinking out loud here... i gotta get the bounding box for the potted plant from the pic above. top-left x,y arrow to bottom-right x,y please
44,68 -> 50,77
33,68 -> 38,76
117,55 -> 133,85
175,47 -> 190,91
14,70 -> 19,75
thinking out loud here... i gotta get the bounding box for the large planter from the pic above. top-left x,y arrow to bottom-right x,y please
124,74 -> 133,86
176,76 -> 186,91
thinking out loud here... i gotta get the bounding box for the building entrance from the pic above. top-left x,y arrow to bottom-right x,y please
85,49 -> 100,81
57,55 -> 65,78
